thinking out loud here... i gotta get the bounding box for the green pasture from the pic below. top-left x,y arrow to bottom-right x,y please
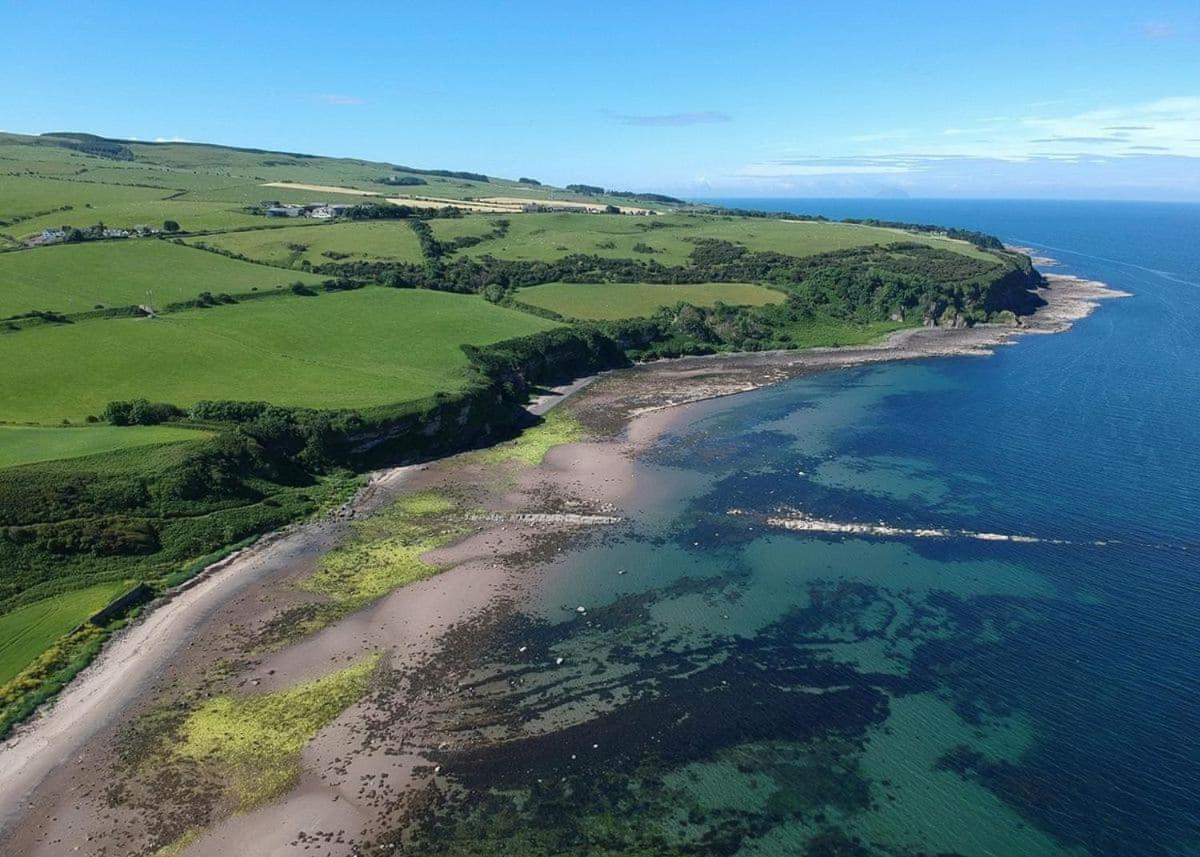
517,281 -> 786,320
0,288 -> 560,423
188,221 -> 425,267
0,424 -> 209,468
0,581 -> 131,685
0,240 -> 324,318
444,212 -> 998,265
0,174 -> 171,228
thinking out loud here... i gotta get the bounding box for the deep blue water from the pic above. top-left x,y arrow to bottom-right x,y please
412,201 -> 1200,856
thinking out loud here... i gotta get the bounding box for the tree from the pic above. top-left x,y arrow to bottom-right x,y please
163,220 -> 180,233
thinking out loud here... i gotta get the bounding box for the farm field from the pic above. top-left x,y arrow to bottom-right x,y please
439,212 -> 999,265
0,288 -> 560,423
0,424 -> 208,468
0,174 -> 170,226
0,240 -> 324,318
187,221 -> 425,267
517,281 -> 786,319
0,582 -> 131,685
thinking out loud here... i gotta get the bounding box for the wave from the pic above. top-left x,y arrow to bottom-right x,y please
731,508 -> 1110,546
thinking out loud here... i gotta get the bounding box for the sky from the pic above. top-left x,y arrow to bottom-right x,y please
3,1 -> 1199,200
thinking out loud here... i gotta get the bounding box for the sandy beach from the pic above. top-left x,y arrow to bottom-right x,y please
0,273 -> 1127,856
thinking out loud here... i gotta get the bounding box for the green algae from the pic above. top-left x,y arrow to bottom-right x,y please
152,827 -> 200,857
300,490 -> 469,609
255,490 -> 471,649
171,655 -> 379,811
476,408 -> 586,466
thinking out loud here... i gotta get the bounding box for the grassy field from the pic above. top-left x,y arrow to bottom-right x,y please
187,221 -> 425,268
0,240 -> 325,318
440,212 -> 998,265
0,288 -> 560,423
517,281 -> 786,319
0,582 -> 131,685
783,316 -> 911,348
0,424 -> 209,468
0,174 -> 169,225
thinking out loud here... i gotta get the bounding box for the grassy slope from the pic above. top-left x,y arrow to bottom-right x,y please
518,281 -> 786,320
0,288 -> 560,422
0,581 -> 130,684
0,240 -> 325,317
439,212 -> 998,266
0,424 -> 210,468
186,221 -> 425,268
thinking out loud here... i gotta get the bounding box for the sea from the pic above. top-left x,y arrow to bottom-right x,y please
410,200 -> 1200,856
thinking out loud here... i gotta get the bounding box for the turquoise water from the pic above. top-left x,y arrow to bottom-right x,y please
401,201 -> 1200,856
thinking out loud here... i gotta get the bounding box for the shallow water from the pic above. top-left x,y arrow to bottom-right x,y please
400,201 -> 1200,856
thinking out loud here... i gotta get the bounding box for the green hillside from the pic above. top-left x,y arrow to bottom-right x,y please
0,240 -> 324,318
518,281 -> 786,320
0,288 -> 560,423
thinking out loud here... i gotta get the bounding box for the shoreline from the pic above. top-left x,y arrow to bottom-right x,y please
0,271 -> 1128,851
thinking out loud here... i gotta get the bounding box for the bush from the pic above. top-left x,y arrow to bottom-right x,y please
102,399 -> 185,426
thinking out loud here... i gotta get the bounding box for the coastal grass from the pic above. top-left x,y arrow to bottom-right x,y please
171,655 -> 379,810
516,281 -> 786,320
0,624 -> 110,739
0,581 -> 130,685
476,408 -> 587,466
0,471 -> 359,738
187,220 -> 425,268
0,424 -> 209,469
0,445 -> 356,612
0,240 -> 324,319
0,288 -> 561,423
783,316 -> 913,349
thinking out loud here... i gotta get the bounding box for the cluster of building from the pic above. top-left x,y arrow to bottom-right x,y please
261,202 -> 354,219
29,224 -> 159,246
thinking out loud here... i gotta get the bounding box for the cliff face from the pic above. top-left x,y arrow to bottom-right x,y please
921,252 -> 1045,327
984,262 -> 1047,316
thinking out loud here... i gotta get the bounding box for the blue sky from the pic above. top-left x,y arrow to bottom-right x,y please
3,1 -> 1198,199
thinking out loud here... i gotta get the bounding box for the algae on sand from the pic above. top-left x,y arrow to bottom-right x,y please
476,408 -> 587,466
299,490 -> 469,608
172,655 -> 379,810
